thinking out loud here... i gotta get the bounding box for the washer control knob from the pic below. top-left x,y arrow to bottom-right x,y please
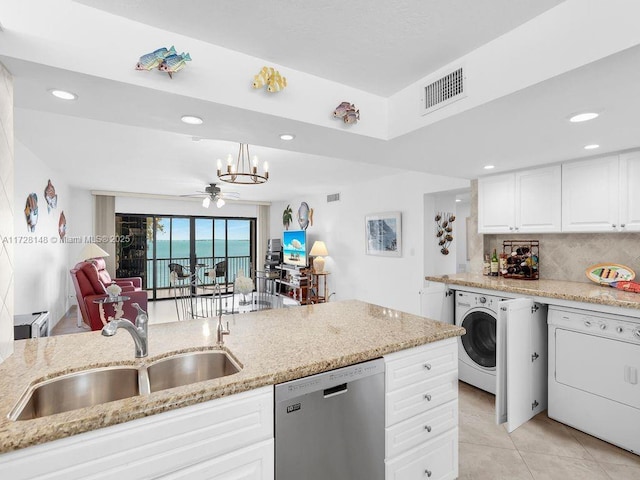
599,323 -> 607,331
584,320 -> 592,327
479,297 -> 487,304
617,326 -> 624,334
634,329 -> 640,339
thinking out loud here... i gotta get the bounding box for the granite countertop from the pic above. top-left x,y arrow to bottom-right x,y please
426,273 -> 640,311
0,300 -> 464,454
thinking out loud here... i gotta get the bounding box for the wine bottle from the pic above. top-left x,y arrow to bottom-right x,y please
490,249 -> 499,276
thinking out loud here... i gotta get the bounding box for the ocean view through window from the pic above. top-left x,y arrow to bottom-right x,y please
116,214 -> 256,300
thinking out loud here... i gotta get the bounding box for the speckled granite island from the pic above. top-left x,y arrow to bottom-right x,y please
0,299 -> 464,478
426,273 -> 640,314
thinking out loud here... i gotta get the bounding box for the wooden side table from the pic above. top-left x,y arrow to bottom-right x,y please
309,271 -> 330,303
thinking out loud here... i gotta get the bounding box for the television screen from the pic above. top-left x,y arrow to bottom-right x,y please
282,230 -> 307,267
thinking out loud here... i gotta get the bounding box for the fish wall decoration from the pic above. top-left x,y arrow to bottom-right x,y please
24,193 -> 38,232
252,66 -> 287,93
136,46 -> 191,78
58,211 -> 67,239
332,101 -> 360,125
44,179 -> 57,213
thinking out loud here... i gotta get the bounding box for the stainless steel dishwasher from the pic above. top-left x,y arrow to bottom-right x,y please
275,357 -> 385,480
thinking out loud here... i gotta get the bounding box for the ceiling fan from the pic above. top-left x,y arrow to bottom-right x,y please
182,183 -> 240,208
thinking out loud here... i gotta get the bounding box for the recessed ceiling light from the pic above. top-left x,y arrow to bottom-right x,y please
49,89 -> 77,100
584,144 -> 600,150
569,112 -> 599,123
279,133 -> 295,141
181,115 -> 203,125
455,199 -> 461,203
484,165 -> 495,170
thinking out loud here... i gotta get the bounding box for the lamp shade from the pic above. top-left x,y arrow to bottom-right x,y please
79,243 -> 109,261
310,241 -> 328,273
309,241 -> 328,257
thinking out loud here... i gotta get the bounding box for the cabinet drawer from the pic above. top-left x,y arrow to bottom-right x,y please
385,339 -> 457,393
385,400 -> 458,459
386,371 -> 458,427
161,439 -> 274,480
385,428 -> 458,480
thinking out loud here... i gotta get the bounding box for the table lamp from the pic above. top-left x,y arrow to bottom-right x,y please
309,241 -> 329,273
79,243 -> 109,261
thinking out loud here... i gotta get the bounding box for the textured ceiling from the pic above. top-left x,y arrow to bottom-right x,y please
76,0 -> 564,96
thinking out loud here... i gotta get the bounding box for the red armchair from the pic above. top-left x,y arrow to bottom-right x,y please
70,260 -> 148,331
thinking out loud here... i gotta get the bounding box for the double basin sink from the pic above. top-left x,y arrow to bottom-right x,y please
8,349 -> 241,421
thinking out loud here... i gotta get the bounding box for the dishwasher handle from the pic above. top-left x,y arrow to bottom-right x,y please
323,383 -> 348,398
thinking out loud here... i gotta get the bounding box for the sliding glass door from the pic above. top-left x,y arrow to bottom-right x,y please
116,214 -> 256,300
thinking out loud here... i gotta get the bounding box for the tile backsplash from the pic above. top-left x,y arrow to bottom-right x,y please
0,62 -> 14,362
485,232 -> 640,283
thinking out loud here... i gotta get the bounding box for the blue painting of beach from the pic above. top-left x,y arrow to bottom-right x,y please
283,230 -> 307,267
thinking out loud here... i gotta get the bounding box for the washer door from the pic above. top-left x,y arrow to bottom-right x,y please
461,311 -> 496,368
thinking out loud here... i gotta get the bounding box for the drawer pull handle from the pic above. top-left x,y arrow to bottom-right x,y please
424,394 -> 432,401
423,363 -> 432,370
424,425 -> 432,432
425,469 -> 432,477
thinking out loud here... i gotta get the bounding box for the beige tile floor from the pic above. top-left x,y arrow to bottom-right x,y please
458,381 -> 640,479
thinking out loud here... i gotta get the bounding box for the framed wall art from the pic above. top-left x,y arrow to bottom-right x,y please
365,211 -> 402,257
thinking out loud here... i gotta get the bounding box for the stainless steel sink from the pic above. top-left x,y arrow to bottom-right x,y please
146,350 -> 241,393
9,349 -> 241,421
9,367 -> 141,421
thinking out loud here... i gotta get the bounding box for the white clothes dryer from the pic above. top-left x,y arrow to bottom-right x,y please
455,290 -> 507,394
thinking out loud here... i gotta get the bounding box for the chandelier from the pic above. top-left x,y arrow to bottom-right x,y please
217,143 -> 269,185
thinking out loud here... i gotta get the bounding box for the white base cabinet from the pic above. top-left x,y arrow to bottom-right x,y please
0,386 -> 274,480
384,338 -> 458,480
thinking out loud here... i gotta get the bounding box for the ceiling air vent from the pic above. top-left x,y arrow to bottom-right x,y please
327,193 -> 340,203
421,66 -> 466,115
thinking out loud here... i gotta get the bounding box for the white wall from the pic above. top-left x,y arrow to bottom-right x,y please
13,140 -> 71,327
270,171 -> 468,315
115,197 -> 260,218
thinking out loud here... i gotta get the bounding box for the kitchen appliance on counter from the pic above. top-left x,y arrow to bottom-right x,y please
548,306 -> 640,454
13,312 -> 50,340
275,357 -> 385,480
455,291 -> 507,394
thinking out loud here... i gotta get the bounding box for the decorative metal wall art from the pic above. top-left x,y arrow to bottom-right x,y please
44,179 -> 57,212
252,66 -> 287,92
435,212 -> 455,255
333,101 -> 359,124
136,46 -> 191,78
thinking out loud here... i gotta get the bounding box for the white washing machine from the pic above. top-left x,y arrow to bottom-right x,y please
455,290 -> 507,394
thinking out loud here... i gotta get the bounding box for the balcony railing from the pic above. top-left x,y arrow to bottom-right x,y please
147,256 -> 253,290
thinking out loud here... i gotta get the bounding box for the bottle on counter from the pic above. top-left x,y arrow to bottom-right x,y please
499,253 -> 508,276
483,254 -> 491,275
490,249 -> 499,276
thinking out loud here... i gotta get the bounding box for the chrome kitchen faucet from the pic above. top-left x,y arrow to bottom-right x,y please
101,303 -> 148,358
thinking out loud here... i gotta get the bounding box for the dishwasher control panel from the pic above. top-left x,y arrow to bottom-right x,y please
275,357 -> 385,402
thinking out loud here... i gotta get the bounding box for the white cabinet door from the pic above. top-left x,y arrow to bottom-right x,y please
478,173 -> 515,233
420,283 -> 454,324
619,151 -> 640,232
496,299 -> 547,433
562,156 -> 619,232
516,165 -> 562,232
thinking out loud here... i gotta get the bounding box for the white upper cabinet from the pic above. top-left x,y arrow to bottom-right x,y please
619,151 -> 640,232
562,153 -> 640,233
478,165 -> 561,234
478,173 -> 515,233
562,156 -> 619,232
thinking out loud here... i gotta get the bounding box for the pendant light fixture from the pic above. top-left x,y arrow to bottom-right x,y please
217,143 -> 268,185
